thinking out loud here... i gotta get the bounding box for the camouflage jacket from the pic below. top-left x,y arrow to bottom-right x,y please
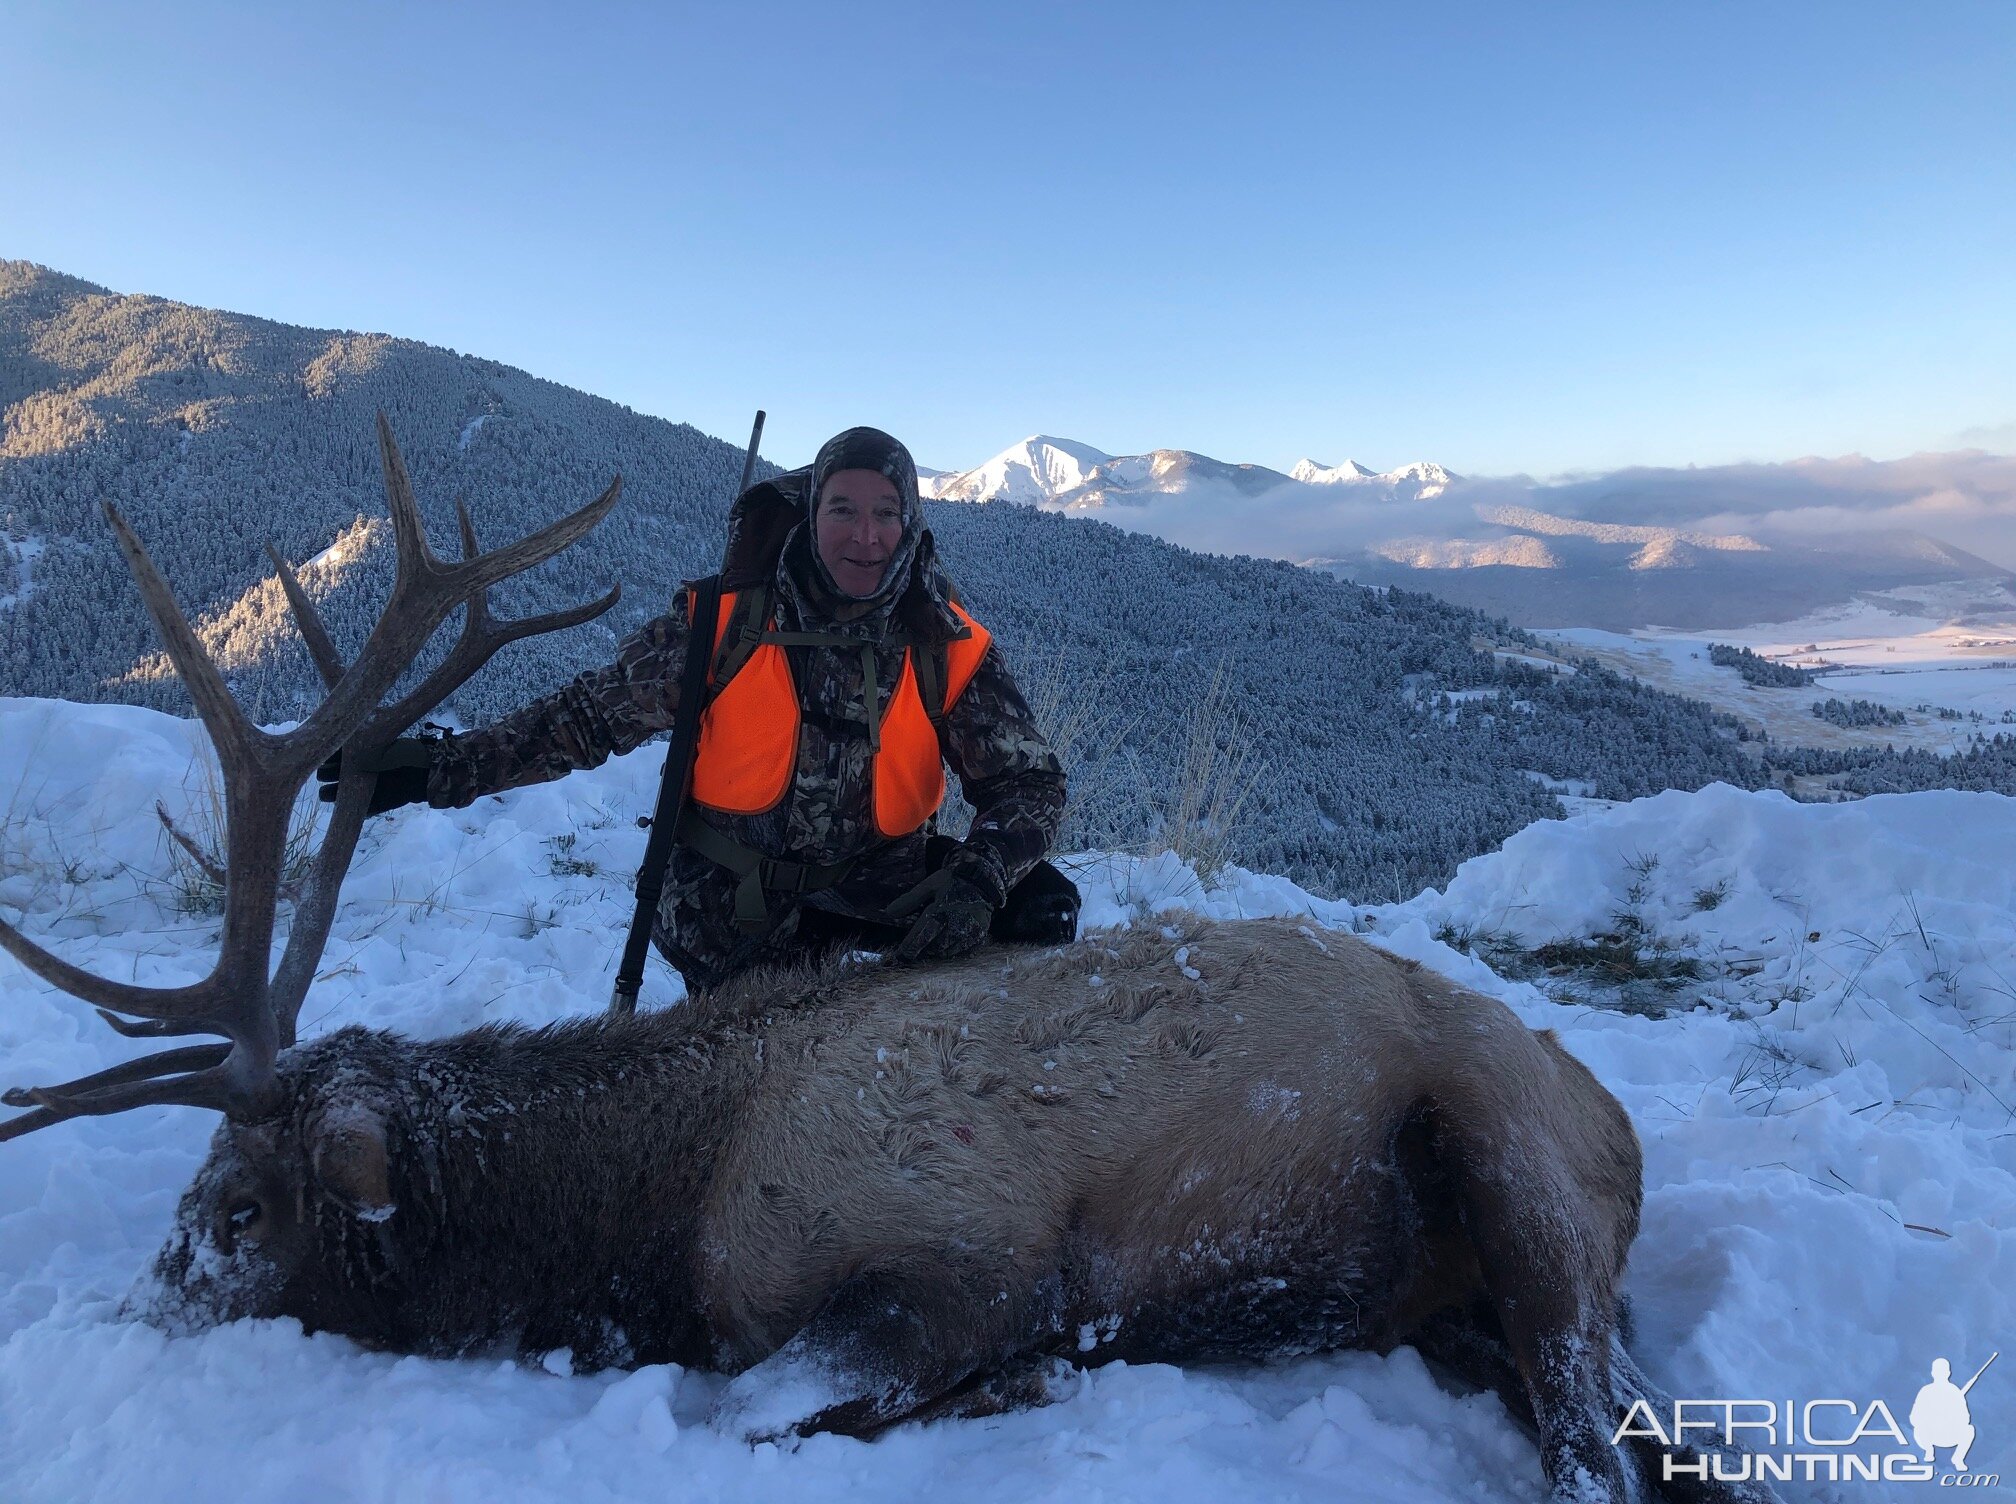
426,474 -> 1065,986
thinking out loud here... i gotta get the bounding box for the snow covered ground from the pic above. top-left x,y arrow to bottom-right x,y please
1546,580 -> 2016,755
2,696 -> 2012,1502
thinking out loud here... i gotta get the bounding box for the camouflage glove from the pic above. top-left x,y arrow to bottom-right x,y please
315,737 -> 438,817
893,871 -> 997,963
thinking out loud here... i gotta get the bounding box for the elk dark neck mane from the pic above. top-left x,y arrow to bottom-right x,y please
286,996 -> 774,1369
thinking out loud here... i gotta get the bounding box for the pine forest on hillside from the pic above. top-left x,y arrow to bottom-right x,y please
6,259 -> 2014,899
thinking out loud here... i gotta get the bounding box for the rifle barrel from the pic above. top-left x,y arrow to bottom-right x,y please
609,408 -> 765,1011
1960,1351 -> 1998,1395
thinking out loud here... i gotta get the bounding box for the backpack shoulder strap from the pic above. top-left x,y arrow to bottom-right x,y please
907,565 -> 971,744
913,636 -> 950,743
705,580 -> 773,690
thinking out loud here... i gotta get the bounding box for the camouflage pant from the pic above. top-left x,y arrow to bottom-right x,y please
648,831 -> 942,993
649,834 -> 1078,994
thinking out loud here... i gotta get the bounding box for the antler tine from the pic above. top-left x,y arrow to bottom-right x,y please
96,1008 -> 229,1039
367,581 -> 622,747
282,450 -> 620,779
376,411 -> 442,588
266,543 -> 347,691
443,475 -> 623,601
0,1104 -> 64,1143
1,1044 -> 230,1116
496,584 -> 624,644
103,502 -> 258,766
454,493 -> 481,560
0,1061 -> 247,1143
453,494 -> 495,639
0,915 -> 241,1024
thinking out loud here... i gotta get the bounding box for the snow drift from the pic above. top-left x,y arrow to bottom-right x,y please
1,697 -> 2011,1502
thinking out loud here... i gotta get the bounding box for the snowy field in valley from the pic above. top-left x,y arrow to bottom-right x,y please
1544,579 -> 2016,755
2,695 -> 2012,1503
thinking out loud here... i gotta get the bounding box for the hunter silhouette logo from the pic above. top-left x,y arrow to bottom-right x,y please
1912,1353 -> 1996,1474
1612,1350 -> 2001,1487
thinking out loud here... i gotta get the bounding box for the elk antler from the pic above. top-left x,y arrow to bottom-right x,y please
0,414 -> 621,1141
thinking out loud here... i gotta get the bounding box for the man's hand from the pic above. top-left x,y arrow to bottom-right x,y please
315,737 -> 439,817
992,860 -> 1080,944
893,873 -> 996,963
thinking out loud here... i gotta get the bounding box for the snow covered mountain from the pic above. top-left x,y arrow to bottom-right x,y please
0,259 -> 1812,900
921,435 -> 1115,503
1292,457 -> 1456,500
927,437 -> 1457,510
8,259 -> 2014,899
1048,447 -> 1298,510
1290,457 -> 1378,484
928,432 -> 2016,632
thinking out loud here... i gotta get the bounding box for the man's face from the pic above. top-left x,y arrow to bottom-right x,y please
815,469 -> 904,597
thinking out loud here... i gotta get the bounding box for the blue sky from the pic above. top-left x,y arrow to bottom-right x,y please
4,1 -> 2013,477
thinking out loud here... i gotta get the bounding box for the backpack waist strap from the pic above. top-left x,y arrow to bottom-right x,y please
673,811 -> 960,935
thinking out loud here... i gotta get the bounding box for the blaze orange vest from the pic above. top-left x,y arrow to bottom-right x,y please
688,591 -> 993,839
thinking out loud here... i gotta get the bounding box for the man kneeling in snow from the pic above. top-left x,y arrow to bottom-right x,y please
323,426 -> 1078,992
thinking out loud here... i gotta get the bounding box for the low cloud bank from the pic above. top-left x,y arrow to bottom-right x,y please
1074,447 -> 2016,571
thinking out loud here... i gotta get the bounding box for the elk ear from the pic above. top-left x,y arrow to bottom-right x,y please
309,1103 -> 397,1221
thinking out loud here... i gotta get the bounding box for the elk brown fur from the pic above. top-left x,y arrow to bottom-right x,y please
133,918 -> 1767,1502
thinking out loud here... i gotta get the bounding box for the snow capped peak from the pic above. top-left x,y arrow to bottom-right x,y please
930,436 -> 1115,504
1387,461 -> 1454,485
1381,461 -> 1456,500
934,439 -> 1456,508
1020,432 -> 1102,454
1290,458 -> 1378,484
1289,457 -> 1456,499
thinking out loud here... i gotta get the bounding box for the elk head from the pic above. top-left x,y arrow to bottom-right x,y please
133,1027 -> 441,1338
0,415 -> 620,1329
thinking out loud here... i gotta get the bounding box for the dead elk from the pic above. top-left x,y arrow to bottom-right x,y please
0,422 -> 1770,1504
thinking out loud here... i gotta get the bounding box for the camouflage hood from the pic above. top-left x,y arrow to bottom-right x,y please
716,438 -> 963,644
805,425 -> 923,589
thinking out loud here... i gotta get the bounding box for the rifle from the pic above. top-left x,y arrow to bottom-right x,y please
609,409 -> 765,1013
1960,1352 -> 1998,1395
